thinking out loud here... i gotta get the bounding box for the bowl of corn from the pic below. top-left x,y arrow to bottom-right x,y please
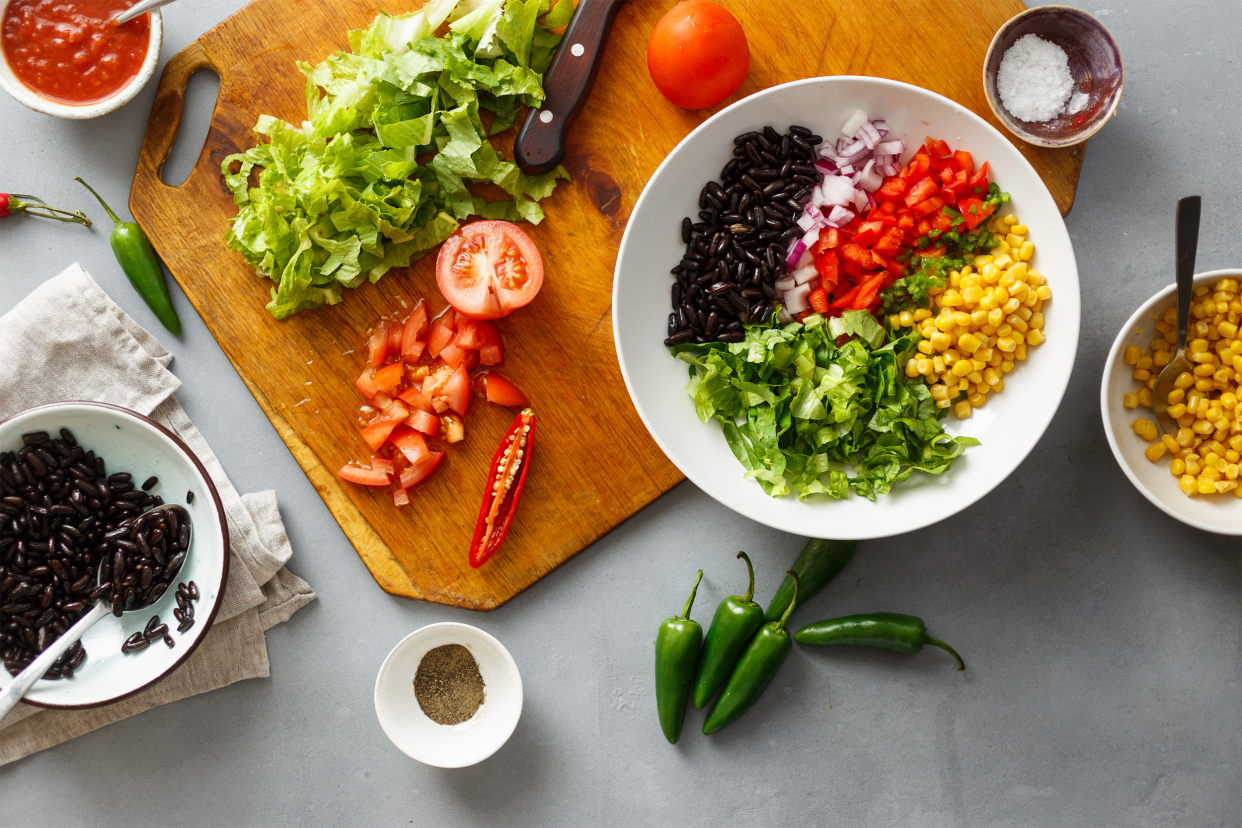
1101,270 -> 1242,535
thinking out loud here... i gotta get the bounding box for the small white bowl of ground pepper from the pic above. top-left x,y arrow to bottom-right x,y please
374,622 -> 523,768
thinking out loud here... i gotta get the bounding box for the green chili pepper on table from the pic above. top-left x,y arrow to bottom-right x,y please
703,571 -> 799,735
76,177 -> 182,335
764,538 -> 856,622
794,613 -> 966,671
692,551 -> 765,710
655,569 -> 703,745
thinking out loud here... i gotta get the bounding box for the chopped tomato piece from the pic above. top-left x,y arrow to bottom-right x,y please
360,419 -> 399,452
393,488 -> 410,507
904,177 -> 940,208
401,300 -> 429,351
375,399 -> 410,425
438,340 -> 469,369
372,362 -> 405,396
367,320 -> 392,367
444,365 -> 471,415
338,464 -> 391,487
356,368 -> 380,399
427,308 -> 456,358
484,374 -> 530,407
397,386 -> 435,413
386,320 -> 403,354
454,318 -> 501,350
389,426 -> 429,464
369,456 -> 395,475
398,451 -> 444,488
371,391 -> 394,410
807,286 -> 829,315
406,409 -> 440,436
478,343 -> 504,365
439,413 -> 465,443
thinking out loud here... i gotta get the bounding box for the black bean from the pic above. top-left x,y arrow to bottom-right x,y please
718,332 -> 745,343
21,432 -> 49,446
145,624 -> 169,642
177,618 -> 194,633
140,476 -> 158,492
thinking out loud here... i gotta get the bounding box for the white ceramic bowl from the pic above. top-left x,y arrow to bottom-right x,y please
0,1 -> 162,119
0,402 -> 229,707
374,622 -> 522,768
613,76 -> 1081,539
1101,270 -> 1242,535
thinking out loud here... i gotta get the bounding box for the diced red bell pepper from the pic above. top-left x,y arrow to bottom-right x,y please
360,419 -> 399,452
426,308 -> 456,358
963,162 -> 990,199
877,177 -> 907,198
839,242 -> 873,269
813,226 -> 840,252
924,136 -> 951,159
957,197 -> 996,230
406,409 -> 440,436
885,258 -> 907,279
952,150 -> 973,175
932,211 -> 954,233
872,227 -> 905,257
913,195 -> 946,218
852,271 -> 889,310
918,244 -> 948,258
852,220 -> 885,247
840,258 -> 865,279
807,286 -> 829,314
389,426 -> 430,464
904,176 -> 940,208
916,219 -> 932,237
828,284 -> 860,309
337,464 -> 391,487
398,451 -> 444,489
878,198 -> 899,215
896,212 -> 915,231
813,248 -> 840,290
372,362 -> 405,396
900,151 -> 930,181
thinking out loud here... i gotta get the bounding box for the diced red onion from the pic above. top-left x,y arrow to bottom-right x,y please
840,109 -> 868,138
852,188 -> 868,212
784,281 -> 812,314
784,239 -> 806,270
793,264 -> 819,285
827,205 -> 854,225
821,175 -> 855,206
774,276 -> 797,292
802,226 -> 821,247
777,307 -> 794,324
814,159 -> 837,175
855,158 -> 883,193
875,139 -> 905,155
871,119 -> 889,135
879,162 -> 901,177
796,212 -> 818,232
855,121 -> 881,150
838,164 -> 854,176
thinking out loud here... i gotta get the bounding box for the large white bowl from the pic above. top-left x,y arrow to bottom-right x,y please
0,402 -> 228,707
613,76 -> 1081,539
1101,270 -> 1242,535
0,1 -> 162,119
375,622 -> 522,768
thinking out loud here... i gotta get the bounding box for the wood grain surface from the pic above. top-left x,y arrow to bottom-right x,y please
129,0 -> 1083,610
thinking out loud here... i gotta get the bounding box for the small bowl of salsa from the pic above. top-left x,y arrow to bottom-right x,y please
0,0 -> 162,119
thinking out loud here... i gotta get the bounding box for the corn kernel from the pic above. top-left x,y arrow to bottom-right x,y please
1161,434 -> 1180,453
953,400 -> 972,419
1146,442 -> 1168,462
918,340 -> 935,355
1138,387 -> 1154,407
1198,478 -> 1218,495
1179,475 -> 1198,495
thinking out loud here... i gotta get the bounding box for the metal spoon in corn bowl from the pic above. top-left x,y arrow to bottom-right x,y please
1152,196 -> 1201,436
0,504 -> 191,719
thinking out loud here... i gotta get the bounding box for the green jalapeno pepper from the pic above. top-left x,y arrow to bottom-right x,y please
76,178 -> 182,335
703,571 -> 799,735
692,551 -> 765,710
764,538 -> 855,623
794,612 -> 965,671
655,569 -> 703,744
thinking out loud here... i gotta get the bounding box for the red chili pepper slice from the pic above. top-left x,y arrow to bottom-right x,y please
469,408 -> 535,569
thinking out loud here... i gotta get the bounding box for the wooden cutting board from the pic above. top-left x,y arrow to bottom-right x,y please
130,0 -> 1083,610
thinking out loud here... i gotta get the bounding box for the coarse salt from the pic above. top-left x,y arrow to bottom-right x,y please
996,33 -> 1075,122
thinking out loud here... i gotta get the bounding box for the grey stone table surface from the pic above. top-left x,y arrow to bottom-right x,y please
1,1 -> 1239,825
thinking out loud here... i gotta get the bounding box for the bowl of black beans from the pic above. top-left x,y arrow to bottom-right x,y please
0,401 -> 228,708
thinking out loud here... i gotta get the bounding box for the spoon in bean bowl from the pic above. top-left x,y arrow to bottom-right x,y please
0,504 -> 191,718
1152,196 -> 1202,437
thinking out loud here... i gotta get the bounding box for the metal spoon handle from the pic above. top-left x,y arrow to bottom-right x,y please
114,0 -> 176,25
0,602 -> 110,720
1175,196 -> 1201,353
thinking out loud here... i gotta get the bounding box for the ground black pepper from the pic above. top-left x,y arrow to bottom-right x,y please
414,644 -> 485,725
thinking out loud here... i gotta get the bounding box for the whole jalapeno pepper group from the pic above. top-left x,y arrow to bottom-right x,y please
654,536 -> 967,742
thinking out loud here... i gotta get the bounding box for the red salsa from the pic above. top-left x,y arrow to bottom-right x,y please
2,0 -> 150,105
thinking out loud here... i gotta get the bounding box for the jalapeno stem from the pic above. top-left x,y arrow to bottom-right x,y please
74,177 -> 123,226
775,570 -> 799,631
736,551 -> 754,603
680,570 -> 703,620
925,634 -> 965,671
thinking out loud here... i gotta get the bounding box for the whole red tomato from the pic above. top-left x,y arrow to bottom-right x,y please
647,1 -> 749,110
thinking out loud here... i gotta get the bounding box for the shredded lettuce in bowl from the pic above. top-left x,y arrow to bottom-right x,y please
221,0 -> 573,319
676,310 -> 979,501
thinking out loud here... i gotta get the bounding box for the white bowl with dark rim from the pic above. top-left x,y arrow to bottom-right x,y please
612,76 -> 1081,540
1101,271 -> 1242,535
374,622 -> 522,768
0,402 -> 228,708
0,1 -> 162,119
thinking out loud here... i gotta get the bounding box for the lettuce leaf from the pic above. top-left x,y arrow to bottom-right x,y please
676,312 -> 979,500
222,0 -> 571,318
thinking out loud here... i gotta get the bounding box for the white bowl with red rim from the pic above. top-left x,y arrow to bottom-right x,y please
0,0 -> 162,119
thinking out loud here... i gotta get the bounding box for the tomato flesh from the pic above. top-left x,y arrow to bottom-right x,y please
435,221 -> 543,320
338,464 -> 390,486
484,375 -> 530,408
398,451 -> 444,488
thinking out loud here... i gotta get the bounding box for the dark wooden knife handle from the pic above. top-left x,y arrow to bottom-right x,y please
513,0 -> 628,175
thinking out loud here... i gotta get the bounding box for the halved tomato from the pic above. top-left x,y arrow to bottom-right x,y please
484,374 -> 530,408
435,220 -> 543,320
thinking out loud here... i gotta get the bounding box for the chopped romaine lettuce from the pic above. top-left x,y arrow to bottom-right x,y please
222,0 -> 572,318
676,312 -> 979,500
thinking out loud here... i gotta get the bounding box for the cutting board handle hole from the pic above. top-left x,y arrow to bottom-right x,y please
160,69 -> 221,188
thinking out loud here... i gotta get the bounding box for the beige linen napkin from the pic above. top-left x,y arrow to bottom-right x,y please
0,263 -> 316,766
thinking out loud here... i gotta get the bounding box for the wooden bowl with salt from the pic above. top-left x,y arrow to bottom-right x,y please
983,5 -> 1124,148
